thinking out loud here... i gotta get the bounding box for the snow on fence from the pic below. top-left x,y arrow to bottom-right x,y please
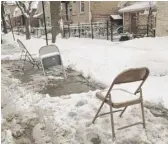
63,21 -> 115,41
63,21 -> 155,40
13,26 -> 52,38
12,22 -> 155,40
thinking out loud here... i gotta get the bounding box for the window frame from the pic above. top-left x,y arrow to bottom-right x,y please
72,1 -> 77,15
80,1 -> 85,13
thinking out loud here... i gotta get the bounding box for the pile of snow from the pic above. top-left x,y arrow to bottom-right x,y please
118,1 -> 157,13
1,33 -> 168,107
1,33 -> 168,143
1,67 -> 168,144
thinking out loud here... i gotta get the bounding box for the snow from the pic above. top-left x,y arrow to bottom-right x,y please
33,12 -> 43,18
1,32 -> 168,143
99,89 -> 140,104
110,15 -> 122,20
118,1 -> 157,13
2,33 -> 168,108
40,52 -> 60,59
13,7 -> 22,17
31,1 -> 38,9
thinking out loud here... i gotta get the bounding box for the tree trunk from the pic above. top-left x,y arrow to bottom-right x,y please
25,17 -> 31,39
50,1 -> 60,43
1,2 -> 7,34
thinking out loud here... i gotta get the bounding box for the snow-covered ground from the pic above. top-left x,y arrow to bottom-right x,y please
1,33 -> 168,143
2,33 -> 168,107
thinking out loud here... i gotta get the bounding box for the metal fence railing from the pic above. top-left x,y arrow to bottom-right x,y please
63,21 -> 116,41
11,23 -> 155,41
136,24 -> 155,38
63,21 -> 155,41
13,26 -> 52,38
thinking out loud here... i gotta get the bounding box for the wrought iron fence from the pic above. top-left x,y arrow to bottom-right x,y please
13,26 -> 52,38
63,21 -> 117,41
11,22 -> 155,41
135,24 -> 155,38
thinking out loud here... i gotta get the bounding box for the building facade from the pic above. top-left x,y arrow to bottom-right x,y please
61,1 -> 120,24
118,1 -> 157,36
155,1 -> 168,36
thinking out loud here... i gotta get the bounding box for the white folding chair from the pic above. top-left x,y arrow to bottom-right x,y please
17,39 -> 40,70
39,44 -> 67,79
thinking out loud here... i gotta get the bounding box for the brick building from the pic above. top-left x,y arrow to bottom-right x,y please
118,1 -> 157,35
155,1 -> 168,36
61,1 -> 120,24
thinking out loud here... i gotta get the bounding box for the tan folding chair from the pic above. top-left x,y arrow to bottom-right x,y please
92,67 -> 150,139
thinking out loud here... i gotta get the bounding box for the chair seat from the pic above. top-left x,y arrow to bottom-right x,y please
96,89 -> 141,108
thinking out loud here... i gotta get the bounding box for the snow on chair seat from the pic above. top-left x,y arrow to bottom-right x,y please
96,88 -> 141,108
40,52 -> 60,59
39,44 -> 67,79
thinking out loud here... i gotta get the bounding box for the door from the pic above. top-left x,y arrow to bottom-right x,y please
131,13 -> 137,34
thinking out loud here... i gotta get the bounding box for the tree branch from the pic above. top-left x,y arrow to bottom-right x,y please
18,1 -> 26,11
15,1 -> 28,18
28,1 -> 32,13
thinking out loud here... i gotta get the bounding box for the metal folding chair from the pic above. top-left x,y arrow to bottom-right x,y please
92,67 -> 150,139
39,44 -> 67,79
17,39 -> 39,70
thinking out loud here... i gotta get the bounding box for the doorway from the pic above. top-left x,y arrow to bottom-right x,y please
130,13 -> 137,34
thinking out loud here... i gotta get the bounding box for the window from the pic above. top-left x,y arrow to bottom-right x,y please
72,1 -> 77,15
80,1 -> 84,13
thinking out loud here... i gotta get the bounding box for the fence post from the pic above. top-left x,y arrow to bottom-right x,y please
85,26 -> 86,38
63,24 -> 65,38
99,23 -> 100,38
78,22 -> 80,38
68,24 -> 70,38
147,24 -> 149,37
107,20 -> 109,40
91,21 -> 94,39
111,21 -> 113,41
154,29 -> 155,37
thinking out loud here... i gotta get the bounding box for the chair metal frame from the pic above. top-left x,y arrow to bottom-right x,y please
92,67 -> 150,139
17,39 -> 40,70
39,44 -> 67,79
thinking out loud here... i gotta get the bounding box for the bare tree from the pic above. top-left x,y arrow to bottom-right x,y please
15,1 -> 37,39
1,2 -> 7,34
50,1 -> 60,43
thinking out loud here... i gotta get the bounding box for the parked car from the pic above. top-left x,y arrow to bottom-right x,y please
113,26 -> 135,41
113,26 -> 123,35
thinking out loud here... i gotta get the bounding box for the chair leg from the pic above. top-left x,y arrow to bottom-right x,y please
61,64 -> 67,80
119,106 -> 127,117
92,101 -> 105,124
40,59 -> 46,76
22,52 -> 27,71
109,95 -> 115,139
141,101 -> 146,128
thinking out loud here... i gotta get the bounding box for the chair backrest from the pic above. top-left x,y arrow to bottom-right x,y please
106,67 -> 150,96
17,39 -> 27,51
113,67 -> 149,84
39,45 -> 60,57
17,39 -> 34,58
